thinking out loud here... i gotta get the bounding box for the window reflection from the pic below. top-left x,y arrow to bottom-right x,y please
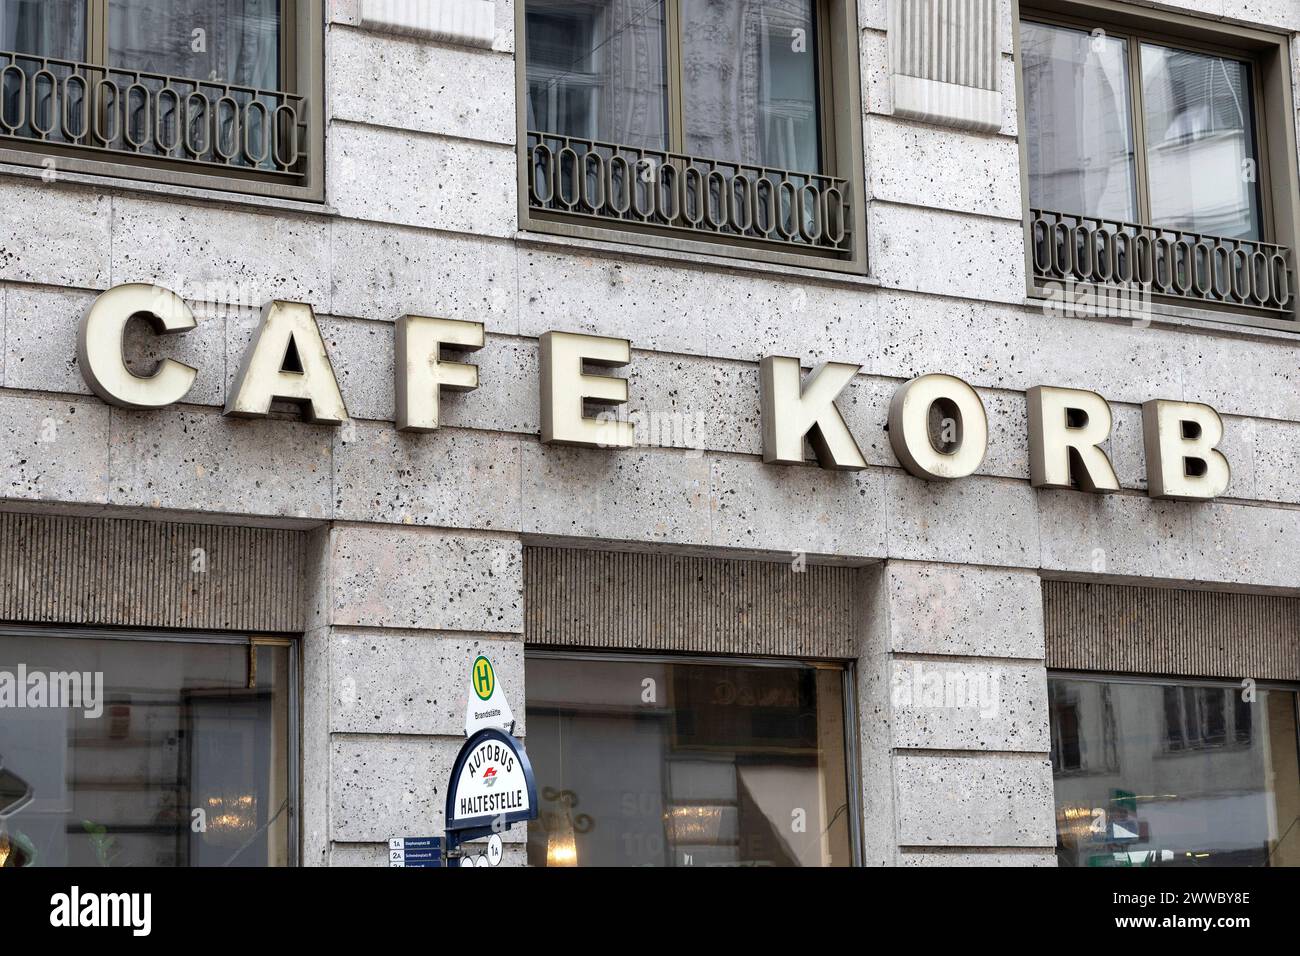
524,0 -> 670,151
1050,676 -> 1300,867
108,0 -> 281,88
523,0 -> 822,172
0,0 -> 86,60
1022,20 -> 1139,222
525,654 -> 853,867
1141,44 -> 1260,240
1021,21 -> 1263,241
0,633 -> 293,868
681,0 -> 822,173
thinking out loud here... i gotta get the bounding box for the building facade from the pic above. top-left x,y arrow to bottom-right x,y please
0,0 -> 1299,867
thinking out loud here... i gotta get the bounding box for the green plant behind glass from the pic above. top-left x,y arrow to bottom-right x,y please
82,820 -> 122,867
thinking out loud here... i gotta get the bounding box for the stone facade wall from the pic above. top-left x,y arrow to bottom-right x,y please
0,0 -> 1297,865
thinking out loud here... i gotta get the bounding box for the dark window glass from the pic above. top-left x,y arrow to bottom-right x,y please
1200,687 -> 1227,746
524,0 -> 822,170
1050,677 -> 1300,867
1236,691 -> 1254,745
681,0 -> 821,172
0,633 -> 293,868
108,0 -> 281,88
1051,693 -> 1083,772
102,1 -> 283,171
524,0 -> 669,150
1163,685 -> 1185,751
0,0 -> 85,60
526,654 -> 853,867
0,0 -> 86,139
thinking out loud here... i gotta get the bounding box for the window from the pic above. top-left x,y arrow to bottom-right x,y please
1050,681 -> 1118,774
0,629 -> 296,867
525,652 -> 856,866
1163,684 -> 1254,751
1049,675 -> 1300,867
518,0 -> 866,271
1020,6 -> 1299,323
0,0 -> 323,199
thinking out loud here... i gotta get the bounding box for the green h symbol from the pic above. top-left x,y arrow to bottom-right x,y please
474,659 -> 492,698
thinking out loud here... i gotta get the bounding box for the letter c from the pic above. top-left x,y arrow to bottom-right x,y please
78,283 -> 198,408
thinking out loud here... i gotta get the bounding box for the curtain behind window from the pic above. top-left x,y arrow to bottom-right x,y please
109,0 -> 280,89
681,0 -> 820,173
0,0 -> 86,60
525,0 -> 668,151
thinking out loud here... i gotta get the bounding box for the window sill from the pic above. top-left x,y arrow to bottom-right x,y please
0,161 -> 337,219
515,227 -> 880,289
1026,288 -> 1300,344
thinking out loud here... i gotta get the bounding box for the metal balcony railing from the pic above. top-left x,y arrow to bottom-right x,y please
0,50 -> 308,178
1030,208 -> 1296,317
527,131 -> 853,255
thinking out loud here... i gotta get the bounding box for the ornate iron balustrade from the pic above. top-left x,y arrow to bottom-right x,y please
1031,209 -> 1295,317
0,50 -> 307,178
527,131 -> 852,255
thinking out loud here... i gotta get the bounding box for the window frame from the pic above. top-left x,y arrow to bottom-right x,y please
1014,0 -> 1300,330
0,623 -> 302,867
1020,10 -> 1276,250
0,0 -> 324,201
515,0 -> 868,274
524,646 -> 864,867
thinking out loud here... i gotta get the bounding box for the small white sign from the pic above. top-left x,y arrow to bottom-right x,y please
487,833 -> 503,867
464,654 -> 515,737
1113,820 -> 1139,841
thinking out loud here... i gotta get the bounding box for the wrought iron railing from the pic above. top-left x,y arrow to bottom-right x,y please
1030,208 -> 1295,317
0,50 -> 307,178
527,131 -> 852,255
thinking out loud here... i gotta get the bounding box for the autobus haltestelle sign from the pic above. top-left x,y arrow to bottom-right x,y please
446,728 -> 537,832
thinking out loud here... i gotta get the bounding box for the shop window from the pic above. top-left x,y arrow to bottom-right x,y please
1049,675 -> 1300,867
0,0 -> 323,199
524,652 -> 856,867
1020,4 -> 1300,326
518,0 -> 867,272
0,629 -> 295,868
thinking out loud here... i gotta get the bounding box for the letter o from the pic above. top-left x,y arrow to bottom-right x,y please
887,374 -> 988,480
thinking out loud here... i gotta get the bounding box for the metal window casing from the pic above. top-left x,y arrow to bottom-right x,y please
515,0 -> 869,274
1013,0 -> 1300,329
0,0 -> 325,201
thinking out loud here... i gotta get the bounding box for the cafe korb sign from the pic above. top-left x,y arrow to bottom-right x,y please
76,282 -> 1231,503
